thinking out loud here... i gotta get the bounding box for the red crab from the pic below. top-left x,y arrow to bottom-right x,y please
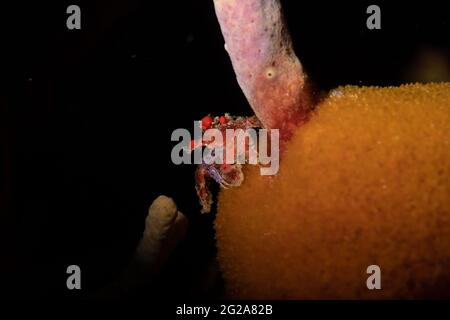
189,113 -> 262,213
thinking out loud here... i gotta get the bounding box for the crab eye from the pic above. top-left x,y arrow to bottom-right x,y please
201,115 -> 213,130
219,115 -> 228,125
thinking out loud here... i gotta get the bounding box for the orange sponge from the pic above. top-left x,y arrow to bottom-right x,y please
215,83 -> 450,299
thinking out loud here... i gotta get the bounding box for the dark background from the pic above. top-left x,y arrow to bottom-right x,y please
0,0 -> 448,299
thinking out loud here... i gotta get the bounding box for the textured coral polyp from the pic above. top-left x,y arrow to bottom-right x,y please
215,83 -> 450,299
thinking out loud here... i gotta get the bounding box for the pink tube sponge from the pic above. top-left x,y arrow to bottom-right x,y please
213,0 -> 314,142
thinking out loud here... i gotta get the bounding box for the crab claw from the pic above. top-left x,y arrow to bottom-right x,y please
219,179 -> 231,189
220,164 -> 244,188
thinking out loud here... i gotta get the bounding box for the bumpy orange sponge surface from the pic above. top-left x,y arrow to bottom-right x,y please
215,83 -> 450,299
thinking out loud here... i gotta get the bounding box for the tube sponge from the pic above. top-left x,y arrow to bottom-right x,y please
215,83 -> 450,299
213,0 -> 314,143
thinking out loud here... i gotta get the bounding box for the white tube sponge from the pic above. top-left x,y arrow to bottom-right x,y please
94,195 -> 188,298
135,195 -> 188,272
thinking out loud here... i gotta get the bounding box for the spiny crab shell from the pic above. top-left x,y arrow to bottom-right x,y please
190,113 -> 261,213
